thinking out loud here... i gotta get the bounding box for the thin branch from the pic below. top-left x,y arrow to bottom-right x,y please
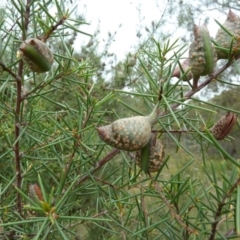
0,62 -> 21,81
15,0 -> 32,216
93,177 -> 119,189
141,191 -> 150,239
2,17 -> 21,42
209,177 -> 240,240
22,70 -> 76,99
163,57 -> 238,115
82,106 -> 94,130
42,17 -> 67,42
75,149 -> 120,186
22,0 -> 32,41
151,175 -> 199,236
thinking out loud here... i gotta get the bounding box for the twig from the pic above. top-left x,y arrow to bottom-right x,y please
42,17 -> 67,42
93,177 -> 119,189
209,177 -> 240,240
82,106 -> 94,130
0,62 -> 21,81
22,0 -> 31,40
22,71 -> 71,99
14,0 -> 32,216
75,149 -> 120,186
140,190 -> 150,239
2,17 -> 21,42
150,175 -> 199,236
224,228 -> 236,237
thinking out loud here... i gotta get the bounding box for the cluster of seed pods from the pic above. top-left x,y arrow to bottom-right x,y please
171,10 -> 238,141
173,9 -> 240,89
97,10 -> 240,171
97,107 -> 165,172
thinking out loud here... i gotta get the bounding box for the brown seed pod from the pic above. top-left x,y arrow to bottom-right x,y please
215,10 -> 240,59
29,184 -> 44,202
210,112 -> 237,140
18,38 -> 54,73
135,133 -> 165,173
172,59 -> 193,81
97,107 -> 159,151
189,25 -> 217,89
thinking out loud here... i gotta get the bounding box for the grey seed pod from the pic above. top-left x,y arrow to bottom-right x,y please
97,107 -> 159,151
18,38 -> 54,73
127,55 -> 137,67
135,133 -> 165,173
215,10 -> 240,59
189,25 -> 217,89
210,112 -> 237,140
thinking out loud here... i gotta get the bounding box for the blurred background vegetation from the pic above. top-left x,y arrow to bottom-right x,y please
0,0 -> 240,239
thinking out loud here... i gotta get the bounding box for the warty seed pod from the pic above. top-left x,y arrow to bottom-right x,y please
189,25 -> 217,88
210,112 -> 237,140
215,10 -> 240,59
18,38 -> 54,73
97,106 -> 159,151
135,133 -> 165,173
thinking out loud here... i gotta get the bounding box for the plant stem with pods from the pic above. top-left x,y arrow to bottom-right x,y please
83,56 -> 240,185
12,0 -> 68,215
14,0 -> 32,216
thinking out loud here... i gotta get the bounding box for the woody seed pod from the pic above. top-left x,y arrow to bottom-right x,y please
97,107 -> 159,151
210,112 -> 237,140
135,133 -> 165,173
189,25 -> 217,88
215,10 -> 240,59
18,38 -> 54,73
29,184 -> 44,203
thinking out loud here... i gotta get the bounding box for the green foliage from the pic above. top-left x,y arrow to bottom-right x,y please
0,0 -> 240,240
